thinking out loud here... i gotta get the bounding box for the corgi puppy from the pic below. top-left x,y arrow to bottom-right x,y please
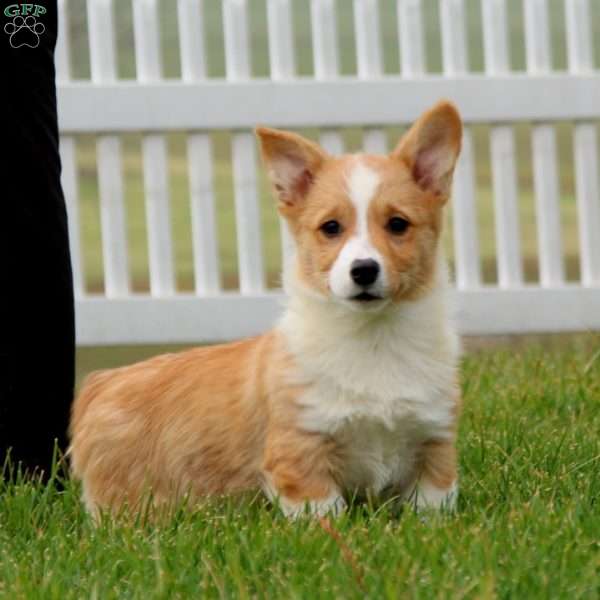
69,101 -> 462,518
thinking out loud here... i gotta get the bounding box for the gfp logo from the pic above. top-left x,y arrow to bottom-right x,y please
4,4 -> 46,48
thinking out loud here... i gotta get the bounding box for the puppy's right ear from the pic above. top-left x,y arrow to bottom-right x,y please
256,127 -> 328,212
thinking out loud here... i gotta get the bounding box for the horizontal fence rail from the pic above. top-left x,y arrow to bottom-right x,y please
58,75 -> 600,132
75,289 -> 600,344
55,0 -> 600,344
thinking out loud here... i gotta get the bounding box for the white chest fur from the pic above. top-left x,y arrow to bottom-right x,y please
278,270 -> 460,495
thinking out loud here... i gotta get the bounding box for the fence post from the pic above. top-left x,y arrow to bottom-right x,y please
524,0 -> 565,287
482,0 -> 523,287
266,0 -> 296,265
397,0 -> 425,78
439,0 -> 482,289
565,0 -> 600,286
310,0 -> 344,155
177,0 -> 221,295
87,0 -> 130,297
57,0 -> 85,297
354,0 -> 387,154
223,0 -> 266,294
133,0 -> 176,296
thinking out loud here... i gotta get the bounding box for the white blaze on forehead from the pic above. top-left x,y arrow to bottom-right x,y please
328,158 -> 387,300
346,159 -> 381,235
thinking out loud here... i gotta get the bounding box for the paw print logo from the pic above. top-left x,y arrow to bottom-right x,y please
4,15 -> 45,48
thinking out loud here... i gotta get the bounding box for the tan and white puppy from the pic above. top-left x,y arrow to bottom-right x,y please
69,101 -> 463,518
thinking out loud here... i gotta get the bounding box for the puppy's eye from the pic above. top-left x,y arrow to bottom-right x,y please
387,216 -> 410,235
320,220 -> 342,237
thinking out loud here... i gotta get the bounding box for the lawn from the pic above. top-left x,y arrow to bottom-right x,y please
19,6 -> 598,597
1,336 -> 599,598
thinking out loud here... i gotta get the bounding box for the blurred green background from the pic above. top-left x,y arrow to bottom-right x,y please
63,0 -> 600,293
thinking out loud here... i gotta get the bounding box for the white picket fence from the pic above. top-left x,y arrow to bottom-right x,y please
56,0 -> 600,345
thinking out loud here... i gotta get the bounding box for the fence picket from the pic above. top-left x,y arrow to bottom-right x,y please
59,137 -> 84,296
482,0 -> 523,287
267,0 -> 296,265
524,0 -> 564,286
354,0 -> 387,154
440,0 -> 465,75
57,0 -> 85,297
56,0 -> 71,78
87,0 -> 130,297
223,0 -> 265,294
310,0 -> 344,155
267,0 -> 296,80
133,0 -> 175,296
439,0 -> 481,289
397,0 -> 425,77
565,0 -> 600,286
177,0 -> 221,295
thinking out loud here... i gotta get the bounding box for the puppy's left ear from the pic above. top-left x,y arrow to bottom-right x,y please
256,127 -> 328,213
392,101 -> 462,200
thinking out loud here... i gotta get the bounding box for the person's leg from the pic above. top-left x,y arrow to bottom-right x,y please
1,2 -> 75,477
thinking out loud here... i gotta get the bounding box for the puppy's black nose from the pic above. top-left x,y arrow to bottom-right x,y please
350,259 -> 380,287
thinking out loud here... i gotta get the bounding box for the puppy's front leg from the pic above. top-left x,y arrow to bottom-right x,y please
413,437 -> 458,511
261,426 -> 345,518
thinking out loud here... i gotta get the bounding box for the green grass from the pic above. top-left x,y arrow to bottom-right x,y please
2,337 -> 599,598
31,6 -> 600,596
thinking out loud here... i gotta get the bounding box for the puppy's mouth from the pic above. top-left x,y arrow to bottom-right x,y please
352,292 -> 383,302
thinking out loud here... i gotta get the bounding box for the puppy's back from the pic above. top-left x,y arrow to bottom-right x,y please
69,340 -> 270,514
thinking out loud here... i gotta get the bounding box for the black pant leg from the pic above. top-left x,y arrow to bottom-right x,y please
1,1 -> 75,477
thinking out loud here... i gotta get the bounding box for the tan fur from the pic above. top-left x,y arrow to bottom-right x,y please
70,101 -> 463,515
258,102 -> 461,304
417,383 -> 462,492
419,438 -> 458,490
71,336 -> 273,511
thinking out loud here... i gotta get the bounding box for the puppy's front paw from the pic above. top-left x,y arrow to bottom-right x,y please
277,492 -> 347,519
412,479 -> 458,512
